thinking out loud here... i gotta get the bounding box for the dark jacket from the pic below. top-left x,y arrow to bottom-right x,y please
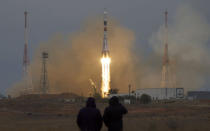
77,97 -> 103,131
103,96 -> 128,131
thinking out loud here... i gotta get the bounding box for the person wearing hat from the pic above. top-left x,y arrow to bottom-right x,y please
103,96 -> 128,131
77,97 -> 103,131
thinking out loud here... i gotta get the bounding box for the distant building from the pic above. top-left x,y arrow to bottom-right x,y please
187,91 -> 210,100
135,88 -> 184,100
108,93 -> 133,98
0,94 -> 6,99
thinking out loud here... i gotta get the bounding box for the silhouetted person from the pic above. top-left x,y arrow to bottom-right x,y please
103,96 -> 128,131
77,97 -> 103,131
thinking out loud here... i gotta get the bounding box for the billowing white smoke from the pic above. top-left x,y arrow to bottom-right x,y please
148,4 -> 210,91
8,18 -> 138,97
8,4 -> 210,97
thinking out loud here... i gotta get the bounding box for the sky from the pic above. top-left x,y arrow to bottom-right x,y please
0,0 -> 210,95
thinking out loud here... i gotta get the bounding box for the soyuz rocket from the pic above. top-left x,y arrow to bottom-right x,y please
102,10 -> 109,57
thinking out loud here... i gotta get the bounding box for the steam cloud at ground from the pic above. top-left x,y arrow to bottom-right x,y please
8,4 -> 210,97
8,18 -> 139,97
147,4 -> 210,91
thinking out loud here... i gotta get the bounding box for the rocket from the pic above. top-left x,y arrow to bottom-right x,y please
102,10 -> 109,56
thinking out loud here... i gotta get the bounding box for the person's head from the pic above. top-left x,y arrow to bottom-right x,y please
86,97 -> 96,108
109,96 -> 119,106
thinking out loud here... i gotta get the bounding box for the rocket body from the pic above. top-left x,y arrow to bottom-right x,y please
102,10 -> 109,56
101,10 -> 111,97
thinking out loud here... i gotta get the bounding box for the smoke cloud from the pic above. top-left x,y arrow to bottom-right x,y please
8,4 -> 210,97
8,18 -> 139,97
147,4 -> 210,91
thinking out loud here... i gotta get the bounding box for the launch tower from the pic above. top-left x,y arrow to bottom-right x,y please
40,52 -> 49,94
23,11 -> 29,74
22,11 -> 33,93
161,10 -> 172,89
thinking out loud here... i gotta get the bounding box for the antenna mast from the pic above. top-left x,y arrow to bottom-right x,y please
161,10 -> 171,89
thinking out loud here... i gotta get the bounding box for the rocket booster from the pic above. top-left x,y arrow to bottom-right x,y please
102,10 -> 109,56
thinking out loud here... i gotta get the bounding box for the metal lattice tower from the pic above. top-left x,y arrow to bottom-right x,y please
23,11 -> 29,74
161,10 -> 172,89
22,11 -> 33,94
40,52 -> 49,94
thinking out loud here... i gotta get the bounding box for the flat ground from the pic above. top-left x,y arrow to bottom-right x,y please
0,95 -> 210,131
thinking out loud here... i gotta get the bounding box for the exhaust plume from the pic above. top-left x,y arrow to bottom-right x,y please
8,4 -> 210,97
8,18 -> 138,97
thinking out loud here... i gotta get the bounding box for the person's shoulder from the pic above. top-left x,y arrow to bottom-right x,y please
121,104 -> 127,108
118,103 -> 126,107
104,106 -> 112,112
79,107 -> 87,112
94,108 -> 101,113
118,104 -> 128,113
95,107 -> 100,111
88,107 -> 101,115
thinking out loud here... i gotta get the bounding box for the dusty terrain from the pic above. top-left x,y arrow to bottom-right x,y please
0,94 -> 210,131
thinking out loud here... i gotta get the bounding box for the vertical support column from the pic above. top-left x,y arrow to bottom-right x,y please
40,52 -> 49,94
